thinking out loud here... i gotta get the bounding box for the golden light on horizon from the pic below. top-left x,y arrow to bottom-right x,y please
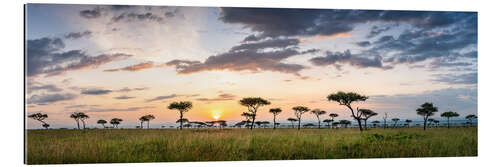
212,109 -> 222,120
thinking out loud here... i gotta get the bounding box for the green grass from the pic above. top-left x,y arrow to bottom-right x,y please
26,127 -> 477,164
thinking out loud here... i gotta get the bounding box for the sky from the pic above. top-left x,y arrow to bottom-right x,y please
25,4 -> 477,129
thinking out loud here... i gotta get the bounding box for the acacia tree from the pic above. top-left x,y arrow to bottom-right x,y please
323,119 -> 333,127
416,102 -> 439,130
465,114 -> 477,127
287,118 -> 298,128
97,119 -> 107,128
292,106 -> 310,130
70,112 -> 81,129
327,91 -> 369,131
110,118 -> 123,128
404,119 -> 412,128
239,97 -> 270,130
427,118 -> 435,128
269,108 -> 282,130
42,123 -> 50,129
140,114 -> 155,129
441,111 -> 460,128
139,116 -> 147,129
168,101 -> 193,130
339,120 -> 351,128
177,118 -> 190,129
28,112 -> 48,129
241,112 -> 253,129
372,120 -> 380,128
78,112 -> 89,129
311,109 -> 326,129
383,112 -> 388,129
360,109 -> 378,129
392,118 -> 400,128
329,113 -> 339,129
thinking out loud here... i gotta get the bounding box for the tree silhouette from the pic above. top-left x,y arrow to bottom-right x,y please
323,119 -> 333,127
311,109 -> 326,129
433,120 -> 440,127
329,113 -> 339,129
168,101 -> 193,130
392,118 -> 400,128
239,97 -> 270,130
141,114 -> 155,129
339,120 -> 351,128
97,119 -> 107,128
42,123 -> 50,129
416,102 -> 439,130
139,116 -> 147,129
372,120 -> 380,128
465,114 -> 477,127
78,112 -> 89,129
241,112 -> 254,129
404,119 -> 412,128
383,112 -> 388,129
360,109 -> 378,129
28,112 -> 48,129
287,118 -> 298,128
110,118 -> 123,128
70,112 -> 81,129
261,121 -> 270,128
427,118 -> 435,128
269,108 -> 282,130
292,106 -> 310,130
176,118 -> 190,128
327,91 -> 369,131
441,111 -> 459,128
214,120 -> 227,129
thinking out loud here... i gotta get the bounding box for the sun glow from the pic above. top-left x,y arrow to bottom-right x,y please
212,110 -> 222,120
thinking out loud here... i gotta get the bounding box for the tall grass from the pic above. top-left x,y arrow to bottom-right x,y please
26,127 -> 477,164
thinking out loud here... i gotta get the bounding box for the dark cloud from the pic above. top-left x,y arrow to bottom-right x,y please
219,8 -> 471,39
432,72 -> 477,85
166,38 -> 319,76
114,95 -> 135,100
115,87 -> 149,92
145,94 -> 177,102
64,31 -> 92,39
366,24 -> 395,38
27,83 -> 62,94
81,89 -> 112,95
77,106 -> 155,113
27,37 -> 132,77
65,104 -> 100,109
103,61 -> 155,72
355,41 -> 371,47
111,12 -> 164,23
79,7 -> 101,19
27,93 -> 77,104
310,50 -> 392,70
196,93 -> 236,102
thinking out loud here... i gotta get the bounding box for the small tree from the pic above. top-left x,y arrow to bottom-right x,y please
287,118 -> 298,128
323,119 -> 333,127
329,113 -> 339,129
143,114 -> 155,129
28,112 -> 48,129
392,118 -> 400,128
269,108 -> 282,130
433,120 -> 440,127
359,109 -> 377,129
292,106 -> 310,130
110,118 -> 123,128
42,123 -> 50,129
372,120 -> 380,128
311,109 -> 326,129
465,114 -> 477,127
441,111 -> 460,128
327,91 -> 369,131
427,118 -> 435,127
139,116 -> 147,129
97,119 -> 107,128
168,101 -> 193,130
239,97 -> 270,130
339,120 -> 351,128
404,119 -> 412,128
70,112 -> 81,129
241,112 -> 253,129
78,112 -> 89,129
382,112 -> 388,129
176,118 -> 190,128
416,102 -> 439,130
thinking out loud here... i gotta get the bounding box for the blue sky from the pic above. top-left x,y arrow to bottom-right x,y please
25,4 -> 477,129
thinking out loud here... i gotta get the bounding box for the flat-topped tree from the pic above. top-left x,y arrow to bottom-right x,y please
140,114 -> 155,129
292,106 -> 310,130
372,120 -> 380,127
360,109 -> 377,129
287,118 -> 298,128
110,118 -> 123,128
404,119 -> 412,128
323,119 -> 333,127
311,109 -> 326,129
339,119 -> 351,128
392,118 -> 400,128
97,119 -> 107,128
441,111 -> 459,128
269,108 -> 282,130
465,114 -> 477,126
70,112 -> 81,129
327,91 -> 368,131
239,97 -> 270,130
329,113 -> 339,129
77,112 -> 89,129
416,102 -> 438,130
28,112 -> 48,129
168,101 -> 193,130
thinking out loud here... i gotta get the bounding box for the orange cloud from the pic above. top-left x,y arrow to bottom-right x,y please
300,32 -> 352,43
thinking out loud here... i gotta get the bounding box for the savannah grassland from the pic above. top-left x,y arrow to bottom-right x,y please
26,127 -> 477,164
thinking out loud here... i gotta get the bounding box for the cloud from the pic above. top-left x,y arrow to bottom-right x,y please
196,93 -> 236,102
432,72 -> 477,85
115,87 -> 149,92
27,37 -> 132,77
355,41 -> 371,47
79,7 -> 101,19
111,12 -> 164,23
27,93 -> 77,104
76,106 -> 155,113
64,31 -> 92,39
309,50 -> 392,70
103,61 -> 155,72
166,38 -> 319,76
27,83 -> 62,94
114,95 -> 135,99
366,24 -> 395,38
81,89 -> 112,95
65,104 -> 100,109
219,8 -> 471,39
145,94 -> 177,102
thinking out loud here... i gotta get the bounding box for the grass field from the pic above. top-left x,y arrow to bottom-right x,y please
25,127 -> 477,164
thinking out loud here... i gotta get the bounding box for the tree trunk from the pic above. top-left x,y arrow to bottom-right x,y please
364,119 -> 367,129
140,122 -> 143,129
347,106 -> 363,131
298,118 -> 301,130
250,115 -> 256,130
423,117 -> 427,131
147,121 -> 150,129
273,115 -> 276,130
180,113 -> 183,130
447,118 -> 450,129
102,124 -> 105,128
76,120 -> 80,129
355,118 -> 363,131
317,117 -> 321,129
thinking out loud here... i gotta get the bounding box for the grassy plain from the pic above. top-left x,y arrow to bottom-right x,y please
26,127 -> 477,164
